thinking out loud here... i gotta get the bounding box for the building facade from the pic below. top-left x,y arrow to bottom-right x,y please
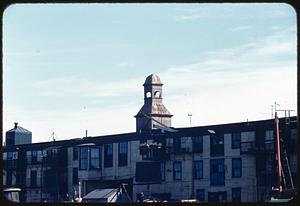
2,74 -> 297,202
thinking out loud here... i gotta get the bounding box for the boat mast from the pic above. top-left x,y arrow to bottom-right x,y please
275,112 -> 282,192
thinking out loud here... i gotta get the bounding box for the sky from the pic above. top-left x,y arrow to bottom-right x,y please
3,3 -> 297,143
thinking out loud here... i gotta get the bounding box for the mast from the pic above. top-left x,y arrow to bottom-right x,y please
275,112 -> 282,192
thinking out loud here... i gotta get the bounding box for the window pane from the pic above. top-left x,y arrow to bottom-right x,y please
104,144 -> 113,167
232,133 -> 241,149
194,161 -> 203,179
90,148 -> 100,169
193,136 -> 203,153
232,188 -> 241,202
196,189 -> 205,201
79,147 -> 88,170
173,161 -> 182,180
232,158 -> 242,178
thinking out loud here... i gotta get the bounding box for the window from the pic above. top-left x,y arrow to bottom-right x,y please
37,150 -> 42,162
232,133 -> 241,149
104,144 -> 113,167
173,137 -> 181,154
72,168 -> 78,185
160,163 -> 165,181
32,150 -> 37,163
232,187 -> 241,202
232,158 -> 242,178
140,139 -> 147,144
154,91 -> 160,98
7,152 -> 13,160
90,147 -> 101,169
26,151 -> 32,164
136,162 -> 161,182
208,191 -> 227,202
210,159 -> 225,185
3,152 -> 7,160
79,147 -> 88,170
194,161 -> 203,179
173,161 -> 182,180
196,189 -> 205,201
265,130 -> 274,141
193,136 -> 203,153
6,171 -> 12,187
146,92 -> 151,98
210,135 -> 224,156
30,170 -> 37,187
118,142 -> 128,166
73,147 -> 78,160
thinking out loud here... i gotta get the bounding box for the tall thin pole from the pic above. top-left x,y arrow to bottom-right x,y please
275,112 -> 282,192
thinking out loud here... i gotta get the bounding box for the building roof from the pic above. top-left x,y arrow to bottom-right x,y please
3,116 -> 297,151
143,74 -> 163,86
82,188 -> 119,200
136,102 -> 172,117
6,124 -> 32,134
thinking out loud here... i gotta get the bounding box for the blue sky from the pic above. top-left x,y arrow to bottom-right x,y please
3,3 -> 297,143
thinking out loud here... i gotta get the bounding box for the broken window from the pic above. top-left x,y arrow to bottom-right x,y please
210,135 -> 224,156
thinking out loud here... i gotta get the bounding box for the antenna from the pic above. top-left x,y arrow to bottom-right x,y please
188,113 -> 192,127
50,129 -> 56,142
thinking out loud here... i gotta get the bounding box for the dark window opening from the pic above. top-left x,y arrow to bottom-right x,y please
136,162 -> 161,182
196,189 -> 205,201
211,135 -> 224,156
210,159 -> 225,186
194,160 -> 203,179
104,144 -> 113,167
232,187 -> 241,202
73,147 -> 78,160
6,171 -> 12,187
173,161 -> 182,180
208,191 -> 227,202
173,138 -> 181,154
72,168 -> 78,185
160,163 -> 165,181
232,158 -> 242,178
232,132 -> 241,149
30,170 -> 37,187
193,136 -> 203,153
118,142 -> 128,166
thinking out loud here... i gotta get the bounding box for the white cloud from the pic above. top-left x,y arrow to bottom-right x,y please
229,25 -> 252,32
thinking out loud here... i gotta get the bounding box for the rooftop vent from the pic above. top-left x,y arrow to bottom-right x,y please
14,122 -> 18,129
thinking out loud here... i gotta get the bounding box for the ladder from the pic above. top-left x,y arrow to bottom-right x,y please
280,139 -> 294,190
275,112 -> 294,192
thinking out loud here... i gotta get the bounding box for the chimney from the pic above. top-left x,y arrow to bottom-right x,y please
14,122 -> 18,129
